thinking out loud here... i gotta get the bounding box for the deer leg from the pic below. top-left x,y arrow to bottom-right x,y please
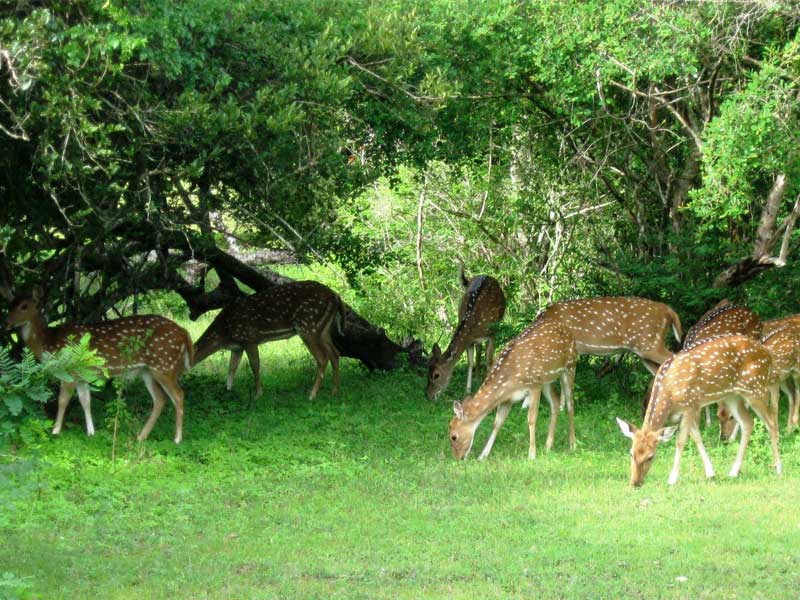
465,344 -> 475,393
704,405 -> 712,427
561,369 -> 576,450
150,371 -> 185,444
227,349 -> 244,391
244,344 -> 262,398
639,345 -> 673,377
478,401 -> 512,460
542,383 -> 560,452
52,381 -> 76,435
640,358 -> 660,376
474,343 -> 483,374
748,386 -> 782,476
139,372 -> 168,442
688,421 -> 715,479
75,382 -> 95,436
667,413 -> 693,486
781,379 -> 793,434
301,335 -> 329,400
485,336 -> 496,369
320,324 -> 340,395
526,387 -> 542,460
792,373 -> 800,431
727,398 -> 754,478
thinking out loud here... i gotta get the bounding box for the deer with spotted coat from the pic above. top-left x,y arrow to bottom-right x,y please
617,334 -> 782,486
539,296 -> 682,375
193,280 -> 345,399
2,287 -> 193,443
675,300 -> 762,425
426,263 -> 506,400
718,322 -> 800,437
449,318 -> 577,460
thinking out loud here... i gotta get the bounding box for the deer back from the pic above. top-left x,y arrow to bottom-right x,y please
761,314 -> 800,340
682,304 -> 761,350
447,275 -> 506,354
541,296 -> 678,352
646,334 -> 773,427
195,281 -> 342,362
51,315 -> 193,376
468,319 -> 576,413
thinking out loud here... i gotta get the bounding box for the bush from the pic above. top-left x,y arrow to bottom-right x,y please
0,335 -> 106,445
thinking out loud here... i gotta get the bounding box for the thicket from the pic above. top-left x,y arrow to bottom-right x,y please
0,335 -> 104,442
0,1 -> 799,373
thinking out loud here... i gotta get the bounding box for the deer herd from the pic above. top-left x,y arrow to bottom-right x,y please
2,264 -> 799,488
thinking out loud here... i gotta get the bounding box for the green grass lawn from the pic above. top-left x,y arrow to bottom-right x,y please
3,341 -> 800,599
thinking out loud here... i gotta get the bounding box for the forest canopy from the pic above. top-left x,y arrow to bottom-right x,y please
1,0 -> 799,337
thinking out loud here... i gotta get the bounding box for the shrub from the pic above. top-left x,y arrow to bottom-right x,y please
0,335 -> 106,445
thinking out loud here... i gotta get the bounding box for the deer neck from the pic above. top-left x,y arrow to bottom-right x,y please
461,382 -> 512,424
19,312 -> 54,361
443,318 -> 479,364
643,389 -> 673,432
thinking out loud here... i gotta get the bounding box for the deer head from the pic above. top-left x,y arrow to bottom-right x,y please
616,418 -> 678,486
448,399 -> 479,459
427,343 -> 457,400
5,287 -> 44,333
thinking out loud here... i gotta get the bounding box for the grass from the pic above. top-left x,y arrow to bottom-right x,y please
3,341 -> 800,599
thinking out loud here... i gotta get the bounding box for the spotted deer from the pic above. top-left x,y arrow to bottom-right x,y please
448,318 -> 576,460
678,300 -> 762,424
3,289 -> 193,443
616,334 -> 782,486
426,263 -> 506,400
539,296 -> 682,374
718,323 -> 800,438
193,280 -> 345,399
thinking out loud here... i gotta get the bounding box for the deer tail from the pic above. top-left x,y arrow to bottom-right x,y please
667,306 -> 683,344
457,259 -> 469,289
332,294 -> 346,336
183,329 -> 196,371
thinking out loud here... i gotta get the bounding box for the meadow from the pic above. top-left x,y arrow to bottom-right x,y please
3,327 -> 800,600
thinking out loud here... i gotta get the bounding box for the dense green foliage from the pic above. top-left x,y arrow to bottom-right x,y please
0,335 -> 104,443
2,1 -> 799,329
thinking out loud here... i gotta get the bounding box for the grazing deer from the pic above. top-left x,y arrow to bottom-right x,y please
539,296 -> 682,374
448,318 -> 576,460
426,263 -> 506,400
3,289 -> 193,443
718,323 -> 800,438
678,300 -> 762,424
193,280 -> 345,400
616,334 -> 782,487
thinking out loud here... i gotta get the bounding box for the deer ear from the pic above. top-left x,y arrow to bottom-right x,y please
453,401 -> 465,420
32,285 -> 44,302
432,343 -> 441,360
615,417 -> 638,440
659,425 -> 679,442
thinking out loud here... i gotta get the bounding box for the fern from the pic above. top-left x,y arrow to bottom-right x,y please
0,334 -> 107,444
